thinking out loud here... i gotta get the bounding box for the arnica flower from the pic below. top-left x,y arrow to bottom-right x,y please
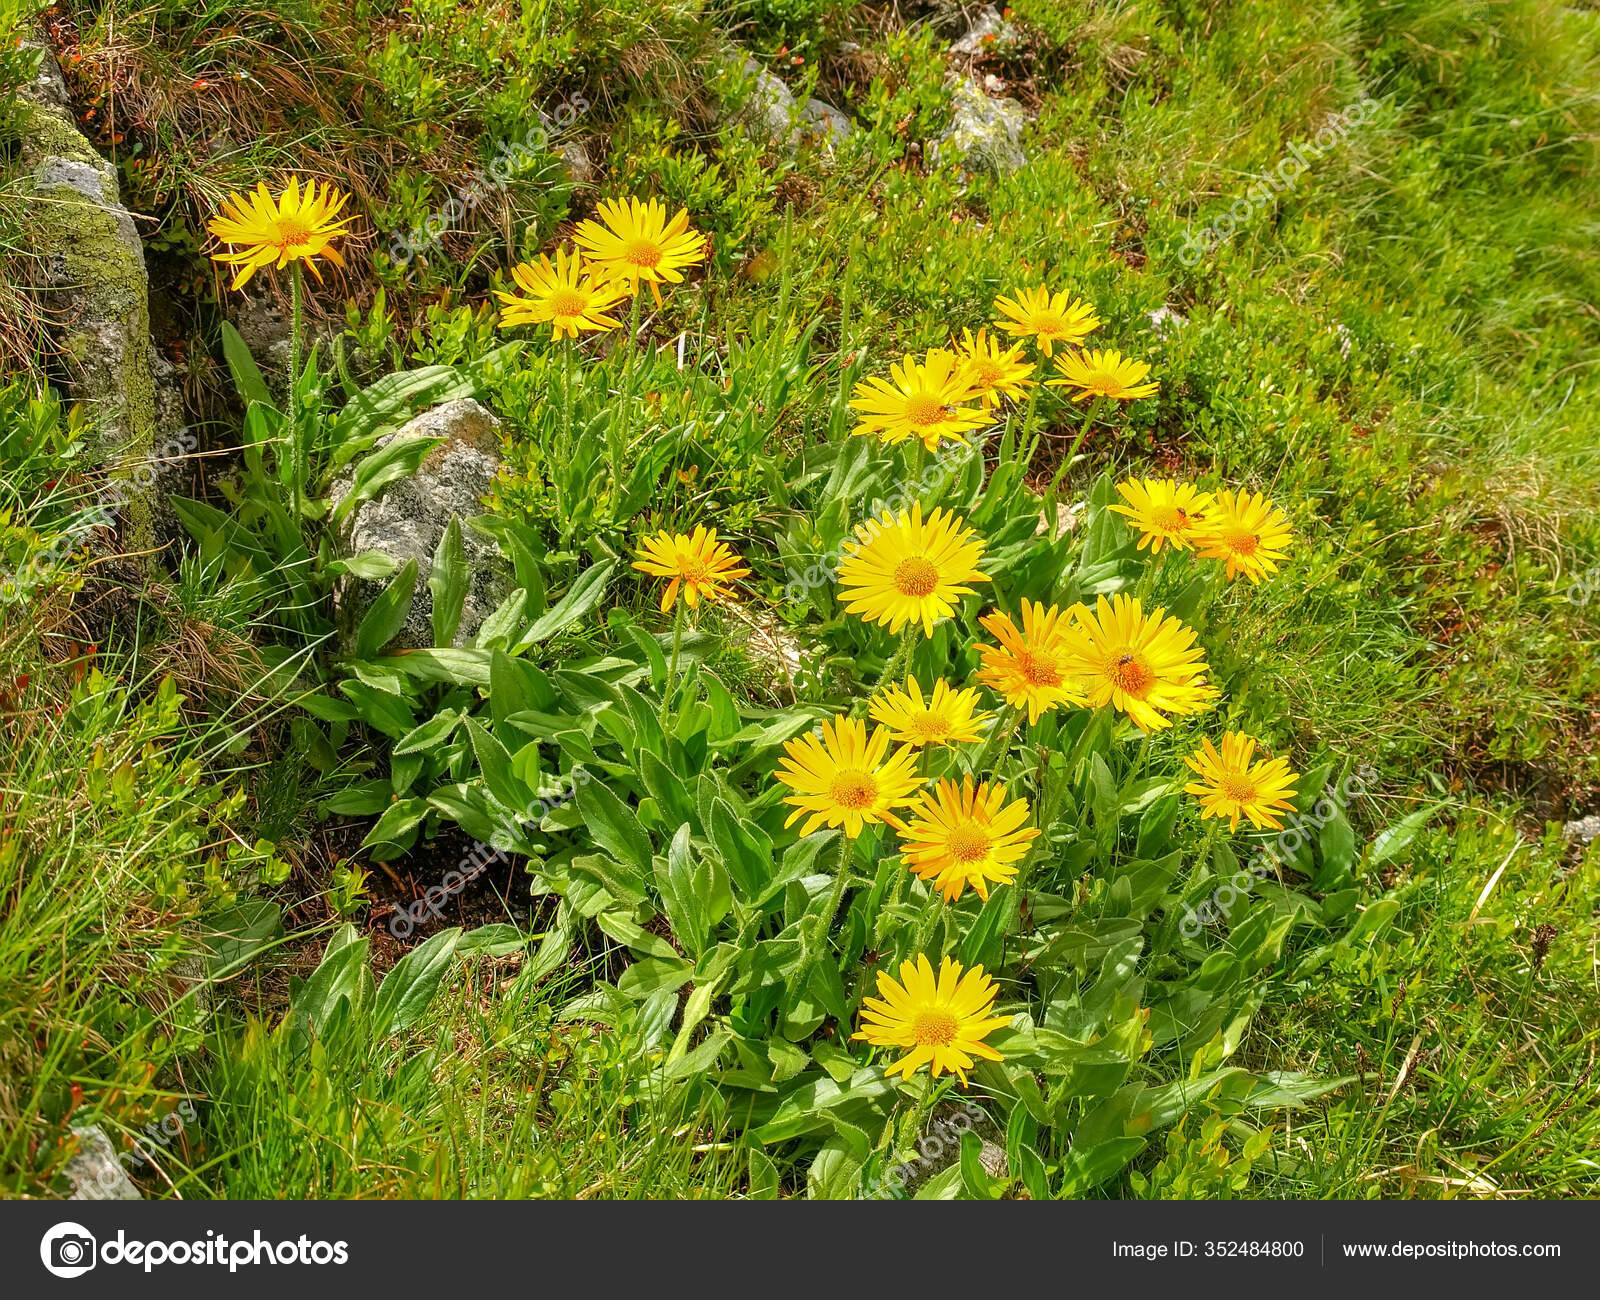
953,327 -> 1035,409
631,525 -> 750,612
206,178 -> 356,290
853,954 -> 1009,1083
898,776 -> 1041,902
775,715 -> 922,839
992,285 -> 1100,356
495,247 -> 630,339
1110,478 -> 1214,553
869,677 -> 992,748
571,196 -> 706,307
837,503 -> 989,637
1184,731 -> 1300,831
1048,349 -> 1159,401
975,598 -> 1083,724
1058,593 -> 1216,732
849,349 -> 989,452
1192,488 -> 1292,584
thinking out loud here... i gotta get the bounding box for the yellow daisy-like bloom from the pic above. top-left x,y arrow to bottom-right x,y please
206,178 -> 356,290
975,598 -> 1083,724
631,525 -> 751,612
953,327 -> 1035,409
1110,478 -> 1215,553
1184,731 -> 1300,831
1048,348 -> 1160,401
837,503 -> 989,637
992,285 -> 1100,356
1192,488 -> 1292,584
898,776 -> 1041,902
571,196 -> 707,307
869,677 -> 992,748
849,349 -> 989,452
853,954 -> 1009,1083
1058,593 -> 1216,732
775,715 -> 922,839
495,247 -> 630,339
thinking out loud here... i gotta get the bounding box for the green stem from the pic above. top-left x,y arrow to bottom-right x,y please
1061,394 -> 1105,478
909,893 -> 943,959
611,288 -> 645,496
972,703 -> 1022,777
879,626 -> 917,688
801,832 -> 855,988
288,261 -> 305,512
1017,370 -> 1043,469
660,599 -> 686,728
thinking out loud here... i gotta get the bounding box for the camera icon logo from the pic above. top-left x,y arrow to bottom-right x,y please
40,1223 -> 97,1278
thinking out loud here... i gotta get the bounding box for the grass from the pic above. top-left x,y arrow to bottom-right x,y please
1,0 -> 1596,1199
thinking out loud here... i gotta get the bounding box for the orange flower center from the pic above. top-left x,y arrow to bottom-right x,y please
622,237 -> 664,270
1152,506 -> 1192,533
892,556 -> 940,598
549,289 -> 589,319
1030,312 -> 1066,337
1106,651 -> 1154,697
1218,772 -> 1258,804
904,394 -> 950,427
910,711 -> 951,741
677,556 -> 710,583
1085,372 -> 1122,396
945,823 -> 992,864
1017,649 -> 1062,687
911,1009 -> 959,1046
272,218 -> 312,248
828,770 -> 878,810
972,359 -> 1003,386
1223,530 -> 1260,556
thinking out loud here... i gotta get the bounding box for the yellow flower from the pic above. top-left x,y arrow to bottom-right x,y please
631,525 -> 750,612
1048,348 -> 1159,401
853,954 -> 1009,1083
495,247 -> 630,339
953,327 -> 1035,409
975,598 -> 1083,724
869,677 -> 992,747
992,285 -> 1100,355
206,178 -> 356,290
837,503 -> 989,637
1109,478 -> 1214,553
571,196 -> 706,306
1058,593 -> 1216,732
1184,732 -> 1300,831
775,715 -> 922,839
1192,488 -> 1292,583
898,776 -> 1041,902
849,349 -> 989,452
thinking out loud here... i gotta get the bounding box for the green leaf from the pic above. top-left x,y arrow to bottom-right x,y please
1366,803 -> 1440,869
428,516 -> 470,647
616,956 -> 694,999
575,772 -> 654,878
333,436 -> 446,525
514,561 -> 615,648
220,321 -> 273,409
355,558 -> 418,658
1055,1137 -> 1145,1196
372,927 -> 462,1038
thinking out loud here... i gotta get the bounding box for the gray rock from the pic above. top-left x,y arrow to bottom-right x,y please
17,23 -> 157,541
65,1125 -> 141,1200
1562,815 -> 1600,845
1148,305 -> 1187,335
932,75 -> 1027,175
951,5 -> 1024,57
727,55 -> 854,156
561,139 -> 597,186
332,399 -> 513,652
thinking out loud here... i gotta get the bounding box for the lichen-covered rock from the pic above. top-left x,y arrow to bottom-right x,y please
725,55 -> 854,155
1563,814 -> 1600,845
18,27 -> 156,474
331,399 -> 513,652
65,1125 -> 141,1200
932,75 -> 1028,175
951,4 -> 1025,57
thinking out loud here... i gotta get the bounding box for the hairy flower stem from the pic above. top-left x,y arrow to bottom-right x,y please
288,262 -> 305,512
799,832 -> 855,990
879,626 -> 917,688
972,703 -> 1022,777
1061,395 -> 1107,476
660,600 -> 686,728
610,288 -> 645,497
